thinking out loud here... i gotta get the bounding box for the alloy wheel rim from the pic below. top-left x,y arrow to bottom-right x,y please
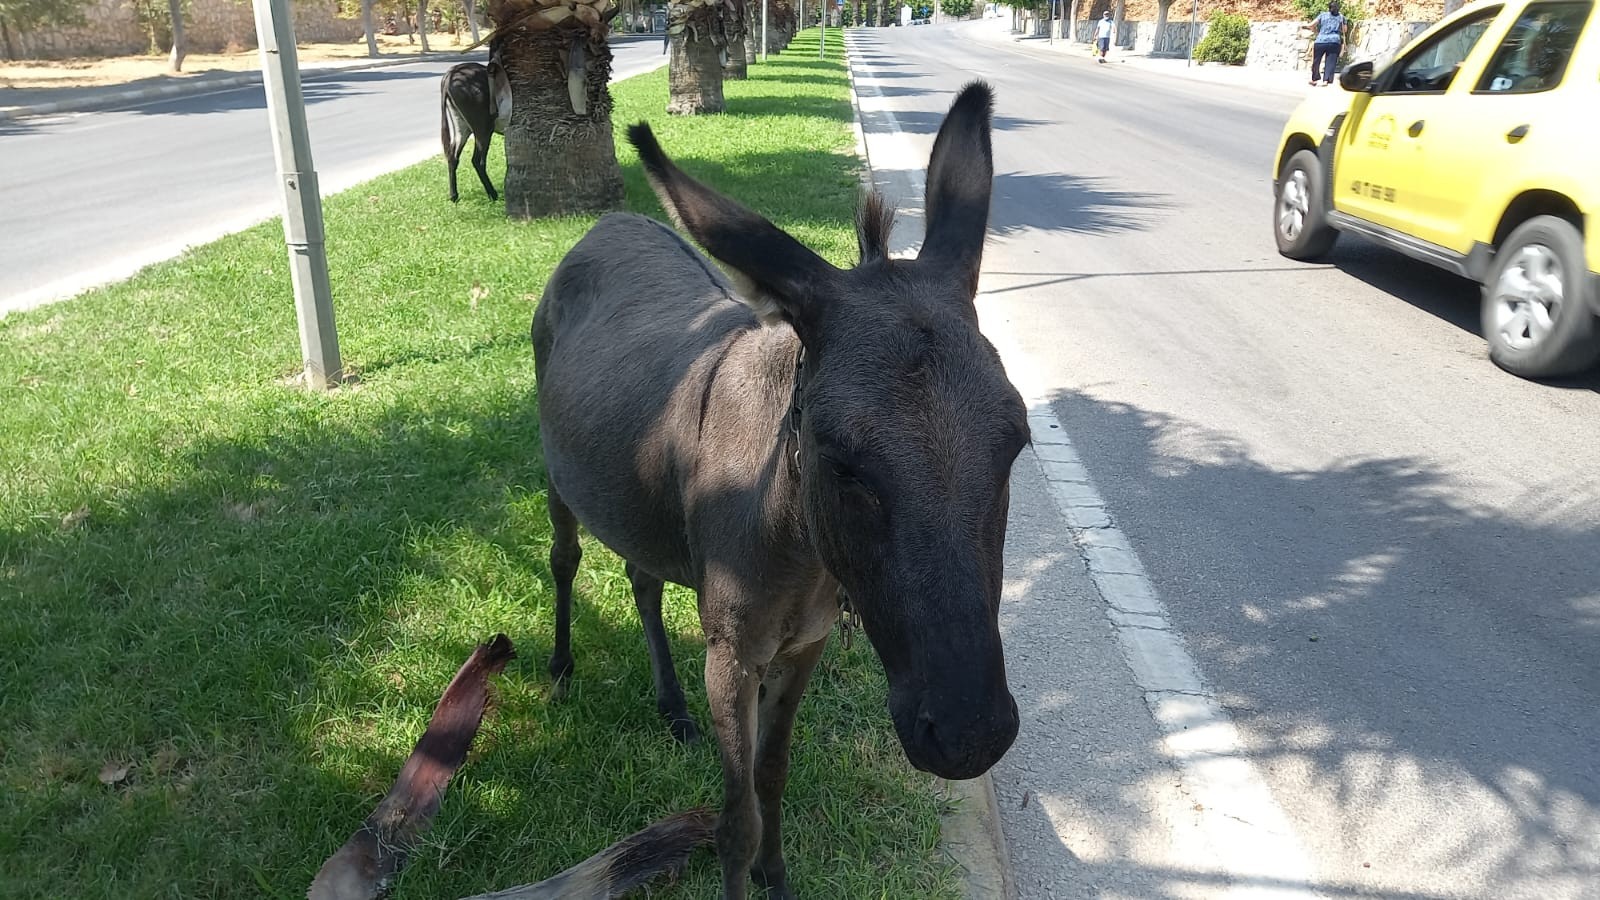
1492,244 -> 1564,351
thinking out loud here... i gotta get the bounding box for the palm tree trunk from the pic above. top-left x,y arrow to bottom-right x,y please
466,0 -> 482,42
416,0 -> 431,51
362,0 -> 379,56
500,24 -> 624,217
722,0 -> 747,78
166,0 -> 185,72
668,29 -> 725,114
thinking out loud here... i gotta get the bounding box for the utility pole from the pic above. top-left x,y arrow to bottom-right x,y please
1186,0 -> 1197,66
820,0 -> 826,58
252,0 -> 342,389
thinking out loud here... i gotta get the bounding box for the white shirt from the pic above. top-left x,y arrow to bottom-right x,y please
1096,18 -> 1113,39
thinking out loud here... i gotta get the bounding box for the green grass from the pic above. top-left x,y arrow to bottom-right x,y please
0,30 -> 958,900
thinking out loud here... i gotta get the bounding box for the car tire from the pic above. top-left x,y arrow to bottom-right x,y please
1481,215 -> 1600,379
1275,149 -> 1338,260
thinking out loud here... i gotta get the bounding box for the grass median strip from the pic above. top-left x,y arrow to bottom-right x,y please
0,31 -> 959,900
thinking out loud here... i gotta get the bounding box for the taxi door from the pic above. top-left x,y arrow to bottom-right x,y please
1413,0 -> 1598,252
1332,6 -> 1504,234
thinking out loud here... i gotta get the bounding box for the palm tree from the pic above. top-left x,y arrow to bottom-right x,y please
722,0 -> 748,80
667,0 -> 729,114
485,0 -> 626,217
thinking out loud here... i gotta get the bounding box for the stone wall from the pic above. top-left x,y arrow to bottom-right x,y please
1242,20 -> 1303,69
1048,11 -> 1431,67
1242,16 -> 1428,69
1100,0 -> 1447,22
1350,16 -> 1430,66
1132,17 -> 1203,54
4,0 -> 365,61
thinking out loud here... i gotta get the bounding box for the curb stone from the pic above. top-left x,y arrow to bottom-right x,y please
0,52 -> 475,123
843,35 -> 1016,900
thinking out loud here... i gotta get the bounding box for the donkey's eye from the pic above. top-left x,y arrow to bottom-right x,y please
822,455 -> 878,498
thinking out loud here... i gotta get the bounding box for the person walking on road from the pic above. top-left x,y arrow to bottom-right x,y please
1310,0 -> 1350,86
1095,10 -> 1113,63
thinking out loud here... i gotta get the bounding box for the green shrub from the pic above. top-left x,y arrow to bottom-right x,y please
1194,11 -> 1250,65
942,0 -> 976,17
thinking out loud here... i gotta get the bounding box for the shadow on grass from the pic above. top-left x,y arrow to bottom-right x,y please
729,92 -> 854,121
0,371 -> 929,898
0,36 -> 951,900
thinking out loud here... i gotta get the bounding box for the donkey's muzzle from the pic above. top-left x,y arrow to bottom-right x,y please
897,689 -> 1019,780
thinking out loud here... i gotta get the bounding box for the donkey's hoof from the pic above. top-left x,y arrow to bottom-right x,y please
668,716 -> 701,745
548,656 -> 574,699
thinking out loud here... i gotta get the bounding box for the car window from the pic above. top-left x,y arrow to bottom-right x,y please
1475,1 -> 1593,92
1386,8 -> 1501,93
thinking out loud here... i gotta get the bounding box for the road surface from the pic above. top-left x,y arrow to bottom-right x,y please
852,21 -> 1600,900
0,38 -> 666,314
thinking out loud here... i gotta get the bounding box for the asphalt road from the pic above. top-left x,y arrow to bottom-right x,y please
853,22 -> 1600,900
0,37 -> 667,314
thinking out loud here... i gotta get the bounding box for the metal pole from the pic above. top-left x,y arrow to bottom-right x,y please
1187,0 -> 1197,66
252,0 -> 341,389
820,0 -> 826,58
762,0 -> 769,60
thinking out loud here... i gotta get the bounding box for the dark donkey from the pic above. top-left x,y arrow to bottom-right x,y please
532,81 -> 1023,898
440,56 -> 510,202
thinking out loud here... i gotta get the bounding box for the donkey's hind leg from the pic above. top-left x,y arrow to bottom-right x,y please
626,561 -> 699,744
469,131 -> 499,202
547,485 -> 581,695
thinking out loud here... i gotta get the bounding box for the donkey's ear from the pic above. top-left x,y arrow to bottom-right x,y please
629,123 -> 836,328
916,81 -> 994,296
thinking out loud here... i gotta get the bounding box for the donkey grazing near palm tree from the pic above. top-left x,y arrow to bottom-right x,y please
440,58 -> 511,202
531,81 -> 1022,898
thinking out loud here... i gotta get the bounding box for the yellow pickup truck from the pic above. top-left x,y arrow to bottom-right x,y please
1272,0 -> 1600,378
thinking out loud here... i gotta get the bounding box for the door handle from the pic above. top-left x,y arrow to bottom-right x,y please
1408,120 -> 1425,137
1507,124 -> 1530,142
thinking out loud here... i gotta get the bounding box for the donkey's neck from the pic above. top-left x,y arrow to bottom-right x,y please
702,320 -> 825,574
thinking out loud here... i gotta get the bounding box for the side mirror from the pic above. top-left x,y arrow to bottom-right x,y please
1339,60 -> 1376,92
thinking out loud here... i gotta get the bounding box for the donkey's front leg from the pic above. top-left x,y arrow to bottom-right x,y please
706,639 -> 762,899
751,639 -> 826,900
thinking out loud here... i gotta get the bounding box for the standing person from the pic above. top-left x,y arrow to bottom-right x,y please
1310,0 -> 1349,86
1095,10 -> 1113,63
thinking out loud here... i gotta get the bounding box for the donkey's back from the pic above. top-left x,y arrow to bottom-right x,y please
533,211 -> 773,589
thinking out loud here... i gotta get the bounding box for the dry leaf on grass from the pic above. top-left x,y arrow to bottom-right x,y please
60,505 -> 89,531
97,762 -> 130,786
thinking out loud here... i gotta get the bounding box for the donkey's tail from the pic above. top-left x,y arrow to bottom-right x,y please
459,808 -> 716,900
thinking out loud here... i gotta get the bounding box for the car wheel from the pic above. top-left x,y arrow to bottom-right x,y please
1275,149 -> 1338,260
1481,215 -> 1600,379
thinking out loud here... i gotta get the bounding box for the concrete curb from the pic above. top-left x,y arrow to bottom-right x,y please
842,37 -> 1015,900
0,52 -> 475,123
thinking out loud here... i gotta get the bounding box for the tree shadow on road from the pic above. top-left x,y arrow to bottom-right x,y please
1002,385 -> 1600,896
114,67 -> 443,118
988,171 -> 1173,237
